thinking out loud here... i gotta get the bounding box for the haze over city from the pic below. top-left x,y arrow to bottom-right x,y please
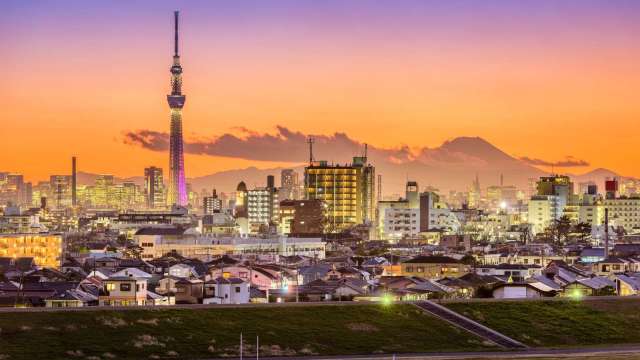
3,0 -> 640,185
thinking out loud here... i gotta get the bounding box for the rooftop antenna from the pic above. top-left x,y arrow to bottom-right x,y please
307,136 -> 315,165
174,11 -> 180,57
364,143 -> 368,158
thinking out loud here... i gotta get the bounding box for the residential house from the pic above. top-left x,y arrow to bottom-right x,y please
593,257 -> 640,276
45,288 -> 98,307
203,277 -> 250,304
563,277 -> 616,297
615,274 -> 640,296
99,274 -> 148,306
167,263 -> 198,278
401,256 -> 469,279
156,276 -> 203,304
491,283 -> 555,299
475,264 -> 541,282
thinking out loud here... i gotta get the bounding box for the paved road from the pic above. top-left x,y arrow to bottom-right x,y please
205,345 -> 640,360
414,301 -> 527,349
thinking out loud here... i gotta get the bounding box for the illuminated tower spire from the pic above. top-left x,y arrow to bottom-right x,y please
167,10 -> 187,206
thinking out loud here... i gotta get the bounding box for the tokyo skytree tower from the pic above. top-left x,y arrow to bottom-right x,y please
166,11 -> 187,206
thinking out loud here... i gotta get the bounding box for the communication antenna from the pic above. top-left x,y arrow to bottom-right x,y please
174,11 -> 180,56
307,136 -> 315,164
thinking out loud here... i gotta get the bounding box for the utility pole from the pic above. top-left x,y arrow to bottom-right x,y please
604,208 -> 609,258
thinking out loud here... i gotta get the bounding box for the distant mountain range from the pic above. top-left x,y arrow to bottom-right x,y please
78,137 -> 626,196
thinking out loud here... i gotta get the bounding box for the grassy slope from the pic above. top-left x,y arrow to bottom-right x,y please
0,304 -> 491,360
446,298 -> 640,347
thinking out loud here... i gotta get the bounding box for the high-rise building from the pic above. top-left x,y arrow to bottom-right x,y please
279,169 -> 299,201
605,178 -> 619,199
528,175 -> 574,234
247,176 -> 279,233
93,175 -> 115,207
247,187 -> 276,231
278,199 -> 325,235
203,189 -> 223,214
166,11 -> 187,206
49,175 -> 72,208
536,175 -> 573,198
304,156 -> 375,232
235,181 -> 248,218
144,167 -> 165,209
5,174 -> 29,206
71,156 -> 77,207
377,181 -> 420,241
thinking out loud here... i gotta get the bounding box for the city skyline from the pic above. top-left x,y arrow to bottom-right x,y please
3,1 -> 640,182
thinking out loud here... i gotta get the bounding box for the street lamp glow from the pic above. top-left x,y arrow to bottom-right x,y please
381,293 -> 393,306
569,289 -> 583,300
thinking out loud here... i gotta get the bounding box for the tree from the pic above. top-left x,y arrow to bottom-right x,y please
460,254 -> 477,266
548,215 -> 572,246
460,254 -> 477,272
116,234 -> 128,246
573,222 -> 592,244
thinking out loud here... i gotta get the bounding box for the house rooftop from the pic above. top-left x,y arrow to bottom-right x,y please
135,227 -> 189,236
403,256 -> 461,264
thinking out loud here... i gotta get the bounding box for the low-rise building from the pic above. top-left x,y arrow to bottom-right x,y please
475,264 -> 541,282
203,277 -> 250,304
401,256 -> 469,279
0,233 -> 62,269
135,227 -> 325,261
99,275 -> 149,306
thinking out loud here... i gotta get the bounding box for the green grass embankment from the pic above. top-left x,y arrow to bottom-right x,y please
0,304 -> 491,360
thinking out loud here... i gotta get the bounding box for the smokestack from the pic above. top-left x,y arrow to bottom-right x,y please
604,208 -> 609,258
72,156 -> 77,206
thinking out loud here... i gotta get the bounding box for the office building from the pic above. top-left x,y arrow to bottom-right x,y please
144,167 -> 165,209
50,175 -> 72,208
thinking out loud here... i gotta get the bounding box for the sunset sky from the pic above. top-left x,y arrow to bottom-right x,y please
2,0 -> 640,183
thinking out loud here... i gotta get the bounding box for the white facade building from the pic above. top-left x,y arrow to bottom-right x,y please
135,227 -> 325,261
203,277 -> 250,304
528,195 -> 564,234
